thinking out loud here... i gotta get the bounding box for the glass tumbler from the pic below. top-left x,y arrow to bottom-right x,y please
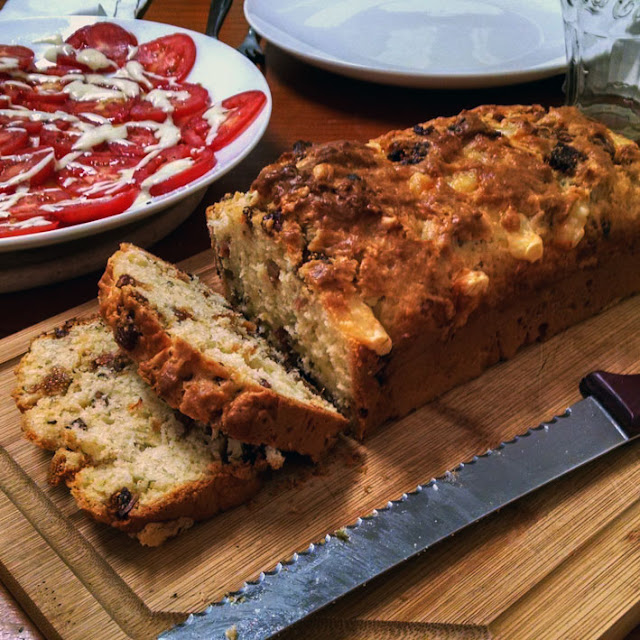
561,0 -> 640,138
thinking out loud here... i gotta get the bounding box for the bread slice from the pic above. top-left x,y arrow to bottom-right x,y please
207,105 -> 640,436
98,244 -> 347,461
13,317 -> 283,546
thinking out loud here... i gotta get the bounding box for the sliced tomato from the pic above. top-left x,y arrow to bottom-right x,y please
132,144 -> 192,185
68,97 -> 132,123
3,83 -> 67,109
209,90 -> 266,152
3,83 -> 66,113
0,217 -> 59,238
0,82 -> 30,107
26,89 -> 67,105
40,125 -> 81,158
169,83 -> 210,121
8,187 -> 69,219
0,127 -> 29,155
108,125 -> 157,156
0,45 -> 34,72
32,74 -> 72,92
66,23 -> 138,67
147,147 -> 216,197
44,64 -> 85,77
52,118 -> 71,132
47,186 -> 139,225
130,100 -> 167,123
57,152 -> 138,197
134,34 -> 196,82
180,110 -> 209,147
25,99 -> 66,113
54,54 -> 96,73
0,147 -> 55,193
0,115 -> 42,136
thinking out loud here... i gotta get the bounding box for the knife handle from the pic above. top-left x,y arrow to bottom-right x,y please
579,371 -> 640,437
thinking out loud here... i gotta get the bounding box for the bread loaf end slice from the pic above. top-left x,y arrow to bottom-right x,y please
98,244 -> 347,461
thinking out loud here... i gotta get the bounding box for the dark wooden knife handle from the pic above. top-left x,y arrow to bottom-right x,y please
579,371 -> 640,437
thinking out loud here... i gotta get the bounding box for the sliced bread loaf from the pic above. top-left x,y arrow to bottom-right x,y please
207,105 -> 640,436
13,317 -> 282,546
98,244 -> 347,461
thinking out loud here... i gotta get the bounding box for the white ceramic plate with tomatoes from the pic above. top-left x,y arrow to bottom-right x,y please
0,16 -> 271,252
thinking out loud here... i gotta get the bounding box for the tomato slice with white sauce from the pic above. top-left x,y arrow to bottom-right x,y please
66,23 -> 138,68
209,90 -> 267,151
0,45 -> 34,72
57,152 -> 139,198
8,187 -> 69,219
0,127 -> 29,155
134,33 -> 196,83
0,217 -> 59,237
0,147 -> 55,193
146,147 -> 216,196
45,185 -> 139,224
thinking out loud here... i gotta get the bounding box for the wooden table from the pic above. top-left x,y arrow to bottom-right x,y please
1,2 -> 639,639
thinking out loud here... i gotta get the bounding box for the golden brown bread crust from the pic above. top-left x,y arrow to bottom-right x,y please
98,247 -> 347,460
70,459 -> 262,536
210,105 -> 640,435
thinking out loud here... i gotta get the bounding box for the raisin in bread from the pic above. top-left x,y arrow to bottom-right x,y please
98,244 -> 347,461
13,317 -> 284,546
207,105 -> 640,436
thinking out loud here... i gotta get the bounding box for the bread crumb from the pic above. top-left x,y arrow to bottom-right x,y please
335,527 -> 350,542
225,624 -> 238,640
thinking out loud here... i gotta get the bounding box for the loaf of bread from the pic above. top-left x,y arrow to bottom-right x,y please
98,244 -> 347,460
13,317 -> 283,546
207,105 -> 640,436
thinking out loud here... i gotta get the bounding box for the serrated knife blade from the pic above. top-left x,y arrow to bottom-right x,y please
161,371 -> 640,640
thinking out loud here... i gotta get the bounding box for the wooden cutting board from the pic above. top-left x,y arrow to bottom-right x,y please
0,249 -> 638,640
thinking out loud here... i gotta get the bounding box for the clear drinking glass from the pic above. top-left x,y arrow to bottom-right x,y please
561,0 -> 640,138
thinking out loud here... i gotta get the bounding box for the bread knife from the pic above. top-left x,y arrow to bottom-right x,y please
161,370 -> 640,640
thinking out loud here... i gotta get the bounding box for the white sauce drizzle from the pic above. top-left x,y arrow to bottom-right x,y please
115,61 -> 153,89
79,112 -> 108,124
0,107 -> 79,123
143,117 -> 182,152
85,74 -> 140,98
76,48 -> 116,71
56,151 -> 83,170
17,71 -> 81,84
140,158 -> 194,190
203,103 -> 229,145
63,80 -> 123,102
3,80 -> 32,90
32,34 -> 63,45
0,186 -> 29,218
4,215 -> 52,228
43,44 -> 75,63
0,57 -> 19,72
72,123 -> 128,151
144,88 -> 190,113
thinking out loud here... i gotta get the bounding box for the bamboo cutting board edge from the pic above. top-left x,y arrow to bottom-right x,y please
0,248 -> 639,640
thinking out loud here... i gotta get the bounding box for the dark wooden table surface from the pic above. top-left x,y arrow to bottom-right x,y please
1,1 -> 638,639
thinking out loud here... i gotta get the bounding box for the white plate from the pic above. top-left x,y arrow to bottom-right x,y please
0,16 -> 271,253
245,0 -> 566,89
